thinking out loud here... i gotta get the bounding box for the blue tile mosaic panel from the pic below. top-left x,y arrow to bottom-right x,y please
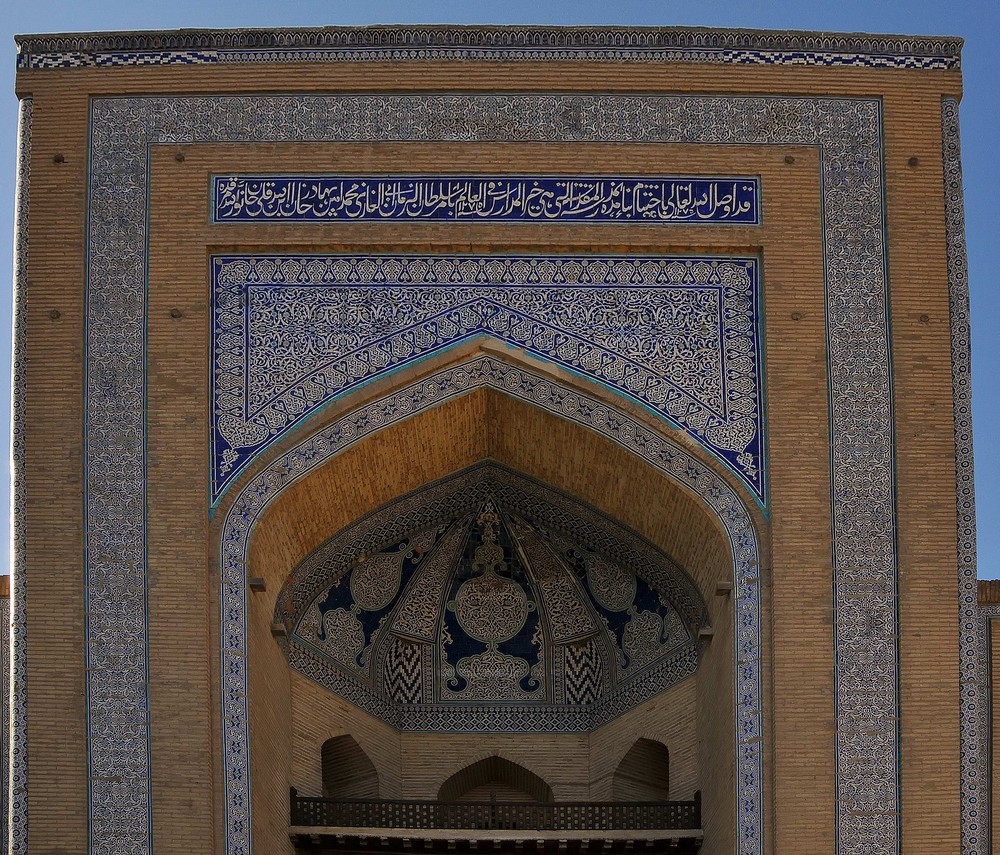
281,466 -> 704,730
212,175 -> 760,224
210,254 -> 764,505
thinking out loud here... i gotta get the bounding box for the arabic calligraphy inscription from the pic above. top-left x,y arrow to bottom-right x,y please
213,175 -> 760,224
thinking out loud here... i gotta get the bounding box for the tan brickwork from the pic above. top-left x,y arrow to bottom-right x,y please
12,36 -> 965,855
887,91 -> 965,853
291,666 -> 698,803
978,581 -> 1000,854
18,79 -> 90,852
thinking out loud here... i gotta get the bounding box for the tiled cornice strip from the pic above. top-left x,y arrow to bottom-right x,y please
85,92 -> 894,855
946,98 -> 983,855
15,25 -> 961,70
7,96 -> 30,855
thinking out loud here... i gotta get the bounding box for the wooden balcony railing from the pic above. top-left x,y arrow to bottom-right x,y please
289,789 -> 701,832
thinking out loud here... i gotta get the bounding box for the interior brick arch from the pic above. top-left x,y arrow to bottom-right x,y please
437,755 -> 555,803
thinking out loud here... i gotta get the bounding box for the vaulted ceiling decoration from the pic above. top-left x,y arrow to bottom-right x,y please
277,463 -> 709,731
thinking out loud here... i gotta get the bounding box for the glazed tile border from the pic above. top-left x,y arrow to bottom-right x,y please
220,355 -> 761,854
1,596 -> 9,855
83,92 -> 895,855
21,49 -> 958,71
7,97 -> 30,855
16,26 -> 961,70
946,97 -> 984,855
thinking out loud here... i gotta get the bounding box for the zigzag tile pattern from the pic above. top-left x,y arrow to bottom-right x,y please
282,465 -> 704,731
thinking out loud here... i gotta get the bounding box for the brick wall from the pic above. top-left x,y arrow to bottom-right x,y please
12,40 -> 965,855
1,576 -> 9,849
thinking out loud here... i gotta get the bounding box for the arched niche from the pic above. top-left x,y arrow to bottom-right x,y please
438,756 -> 554,803
215,353 -> 765,855
321,735 -> 380,799
613,738 -> 671,801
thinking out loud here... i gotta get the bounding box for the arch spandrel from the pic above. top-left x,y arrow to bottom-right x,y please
209,254 -> 764,507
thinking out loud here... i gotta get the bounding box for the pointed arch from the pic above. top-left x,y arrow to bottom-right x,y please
214,340 -> 766,524
612,738 -> 671,801
224,348 -> 766,602
321,735 -> 380,799
218,352 -> 763,855
438,756 -> 553,803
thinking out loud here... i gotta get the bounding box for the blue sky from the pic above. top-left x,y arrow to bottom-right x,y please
2,1 -> 998,574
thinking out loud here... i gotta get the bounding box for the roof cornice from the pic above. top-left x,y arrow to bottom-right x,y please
14,24 -> 963,71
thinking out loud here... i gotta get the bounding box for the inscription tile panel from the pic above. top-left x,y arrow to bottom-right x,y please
212,175 -> 760,224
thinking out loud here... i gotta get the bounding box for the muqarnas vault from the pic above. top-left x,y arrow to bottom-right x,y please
4,23 -> 987,855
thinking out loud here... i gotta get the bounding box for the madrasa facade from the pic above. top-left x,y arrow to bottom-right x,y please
2,22 -> 994,855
